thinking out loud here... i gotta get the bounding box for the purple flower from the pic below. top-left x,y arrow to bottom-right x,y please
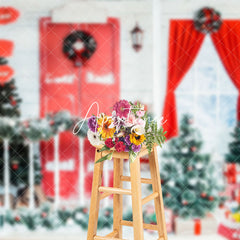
125,145 -> 130,152
124,135 -> 131,146
88,116 -> 98,132
112,115 -> 125,131
132,144 -> 141,153
113,100 -> 131,118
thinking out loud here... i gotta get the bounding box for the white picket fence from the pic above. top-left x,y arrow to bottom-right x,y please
2,135 -> 111,210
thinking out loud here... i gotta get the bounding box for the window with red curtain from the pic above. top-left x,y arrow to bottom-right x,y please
176,35 -> 238,154
163,20 -> 240,154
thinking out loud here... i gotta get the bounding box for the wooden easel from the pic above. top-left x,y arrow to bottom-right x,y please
87,146 -> 168,240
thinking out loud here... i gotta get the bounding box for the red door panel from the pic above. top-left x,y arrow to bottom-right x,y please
39,17 -> 120,200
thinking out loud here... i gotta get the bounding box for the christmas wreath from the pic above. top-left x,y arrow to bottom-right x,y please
63,31 -> 97,67
194,7 -> 222,34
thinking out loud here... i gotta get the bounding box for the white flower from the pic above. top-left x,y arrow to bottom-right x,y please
87,130 -> 103,146
131,125 -> 145,135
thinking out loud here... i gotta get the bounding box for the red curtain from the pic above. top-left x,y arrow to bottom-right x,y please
163,20 -> 205,139
211,21 -> 240,120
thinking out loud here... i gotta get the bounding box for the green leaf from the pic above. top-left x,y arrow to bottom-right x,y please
98,145 -> 110,152
129,151 -> 138,163
95,152 -> 113,164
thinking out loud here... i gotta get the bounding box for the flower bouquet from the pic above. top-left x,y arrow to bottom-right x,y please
87,100 -> 166,163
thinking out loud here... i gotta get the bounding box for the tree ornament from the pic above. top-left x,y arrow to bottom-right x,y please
195,162 -> 203,169
11,100 -> 16,106
63,31 -> 97,67
168,180 -> 175,187
191,146 -> 197,152
201,192 -> 207,198
82,207 -> 88,214
188,118 -> 194,124
194,7 -> 222,34
41,212 -> 47,218
14,215 -> 20,222
105,210 -> 110,217
208,196 -> 214,201
189,178 -> 198,186
182,147 -> 188,153
182,200 -> 188,205
188,166 -> 193,171
11,161 -> 19,170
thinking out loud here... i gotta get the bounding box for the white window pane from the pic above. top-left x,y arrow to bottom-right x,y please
219,95 -> 237,127
219,66 -> 238,93
196,66 -> 217,92
176,94 -> 194,118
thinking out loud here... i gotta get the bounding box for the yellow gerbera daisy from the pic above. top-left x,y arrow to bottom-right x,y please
129,132 -> 145,146
97,115 -> 115,139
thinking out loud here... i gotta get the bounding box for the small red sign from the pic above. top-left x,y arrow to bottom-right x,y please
0,65 -> 14,85
0,40 -> 14,57
0,7 -> 20,25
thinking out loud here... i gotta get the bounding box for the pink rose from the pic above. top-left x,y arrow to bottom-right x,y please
136,110 -> 145,117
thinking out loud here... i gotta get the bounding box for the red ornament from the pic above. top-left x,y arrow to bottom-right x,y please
188,119 -> 194,124
0,7 -> 20,25
11,163 -> 19,170
11,100 -> 17,106
166,193 -> 171,198
82,208 -> 88,214
22,121 -> 29,128
14,216 -> 20,222
208,196 -> 214,201
0,65 -> 14,85
41,212 -> 47,218
188,166 -> 193,171
105,211 -> 110,217
182,200 -> 188,205
161,179 -> 164,184
191,146 -> 197,152
200,193 -> 207,198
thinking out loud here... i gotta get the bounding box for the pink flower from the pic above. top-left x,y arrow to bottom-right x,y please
115,141 -> 125,152
136,110 -> 145,117
125,113 -> 136,127
113,100 -> 131,118
136,118 -> 146,127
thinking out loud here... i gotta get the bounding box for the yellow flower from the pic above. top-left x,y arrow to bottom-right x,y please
97,115 -> 115,139
231,212 -> 240,223
129,132 -> 145,145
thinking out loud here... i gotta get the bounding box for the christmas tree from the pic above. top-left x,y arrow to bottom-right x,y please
0,57 -> 42,192
225,121 -> 240,164
160,114 -> 222,219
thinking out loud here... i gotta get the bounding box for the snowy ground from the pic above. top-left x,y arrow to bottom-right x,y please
0,228 -> 226,240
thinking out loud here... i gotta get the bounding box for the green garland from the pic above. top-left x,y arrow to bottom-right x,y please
0,110 -> 88,142
2,205 -> 113,231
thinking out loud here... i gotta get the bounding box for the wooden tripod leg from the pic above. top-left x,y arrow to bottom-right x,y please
149,147 -> 168,240
113,158 -> 123,238
87,150 -> 104,240
130,157 -> 144,240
